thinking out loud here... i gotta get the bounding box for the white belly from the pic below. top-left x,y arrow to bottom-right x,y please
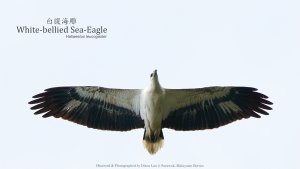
140,88 -> 166,131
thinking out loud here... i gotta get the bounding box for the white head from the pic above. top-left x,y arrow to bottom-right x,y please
150,69 -> 158,80
149,69 -> 161,90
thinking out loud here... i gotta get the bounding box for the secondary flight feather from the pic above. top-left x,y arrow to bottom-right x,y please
29,70 -> 273,154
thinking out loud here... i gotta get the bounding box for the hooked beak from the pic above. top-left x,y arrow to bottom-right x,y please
153,69 -> 157,75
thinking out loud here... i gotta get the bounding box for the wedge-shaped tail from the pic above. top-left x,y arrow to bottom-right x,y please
143,129 -> 164,154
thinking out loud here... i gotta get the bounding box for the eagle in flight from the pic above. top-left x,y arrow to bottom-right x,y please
29,70 -> 272,154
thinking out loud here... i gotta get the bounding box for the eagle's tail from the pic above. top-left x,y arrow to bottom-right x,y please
143,128 -> 164,155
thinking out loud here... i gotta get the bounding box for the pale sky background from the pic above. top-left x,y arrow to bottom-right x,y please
0,0 -> 299,169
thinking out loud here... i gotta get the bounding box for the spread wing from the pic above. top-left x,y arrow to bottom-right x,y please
29,86 -> 144,131
162,87 -> 273,130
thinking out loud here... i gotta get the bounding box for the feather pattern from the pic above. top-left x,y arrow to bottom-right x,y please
29,86 -> 144,131
162,87 -> 273,130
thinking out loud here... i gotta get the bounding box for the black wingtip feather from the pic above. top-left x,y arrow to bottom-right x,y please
28,97 -> 45,104
32,92 -> 47,99
236,87 -> 258,92
44,87 -> 71,92
254,107 -> 269,115
33,108 -> 49,115
258,103 -> 272,110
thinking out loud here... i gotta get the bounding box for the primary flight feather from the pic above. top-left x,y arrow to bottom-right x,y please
29,70 -> 273,154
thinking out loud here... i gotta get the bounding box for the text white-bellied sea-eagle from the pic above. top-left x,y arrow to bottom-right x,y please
29,70 -> 273,154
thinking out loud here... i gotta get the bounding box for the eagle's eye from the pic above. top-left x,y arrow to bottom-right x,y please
150,73 -> 153,78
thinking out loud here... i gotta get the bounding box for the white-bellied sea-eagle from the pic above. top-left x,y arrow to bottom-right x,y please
29,70 -> 273,154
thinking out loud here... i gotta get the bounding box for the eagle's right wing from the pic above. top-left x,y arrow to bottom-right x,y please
29,86 -> 144,131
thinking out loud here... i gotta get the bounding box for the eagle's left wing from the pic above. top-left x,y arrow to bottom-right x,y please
162,87 -> 272,130
29,86 -> 144,131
